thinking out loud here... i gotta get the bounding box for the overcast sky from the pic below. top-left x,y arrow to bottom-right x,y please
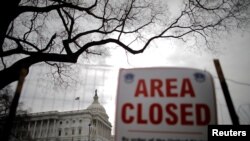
14,0 -> 250,135
104,27 -> 250,126
17,27 -> 250,136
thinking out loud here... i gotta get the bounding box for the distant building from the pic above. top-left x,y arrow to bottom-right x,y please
13,91 -> 112,141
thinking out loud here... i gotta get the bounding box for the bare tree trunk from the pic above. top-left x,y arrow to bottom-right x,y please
2,68 -> 27,141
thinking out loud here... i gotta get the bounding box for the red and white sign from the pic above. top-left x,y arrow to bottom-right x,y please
115,67 -> 217,141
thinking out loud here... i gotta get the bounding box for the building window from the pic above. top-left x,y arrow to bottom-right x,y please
72,128 -> 75,135
73,120 -> 75,123
78,128 -> 81,135
58,130 -> 61,136
65,128 -> 68,136
79,120 -> 82,123
59,121 -> 62,125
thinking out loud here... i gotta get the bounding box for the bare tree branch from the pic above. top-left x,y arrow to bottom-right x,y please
0,0 -> 249,89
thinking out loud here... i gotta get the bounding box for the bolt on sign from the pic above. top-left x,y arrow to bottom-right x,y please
115,67 -> 217,141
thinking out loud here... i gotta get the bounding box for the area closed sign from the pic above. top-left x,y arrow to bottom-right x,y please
115,67 -> 217,141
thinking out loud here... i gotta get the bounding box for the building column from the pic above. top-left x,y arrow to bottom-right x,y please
39,120 -> 43,138
101,123 -> 104,137
100,122 -> 103,137
53,119 -> 56,137
27,121 -> 31,137
96,120 -> 100,136
95,120 -> 97,135
104,125 -> 106,138
32,121 -> 37,138
46,119 -> 50,138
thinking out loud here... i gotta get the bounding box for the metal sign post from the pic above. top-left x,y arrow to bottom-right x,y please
213,59 -> 239,125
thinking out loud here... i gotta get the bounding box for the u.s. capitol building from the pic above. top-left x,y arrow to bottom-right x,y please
14,91 -> 112,141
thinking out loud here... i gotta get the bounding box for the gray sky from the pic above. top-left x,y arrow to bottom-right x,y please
17,27 -> 250,135
105,28 -> 250,126
14,0 -> 250,135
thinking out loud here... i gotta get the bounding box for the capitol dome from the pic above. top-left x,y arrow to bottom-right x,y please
87,90 -> 108,119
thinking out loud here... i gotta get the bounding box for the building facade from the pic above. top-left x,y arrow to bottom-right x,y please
14,91 -> 112,141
